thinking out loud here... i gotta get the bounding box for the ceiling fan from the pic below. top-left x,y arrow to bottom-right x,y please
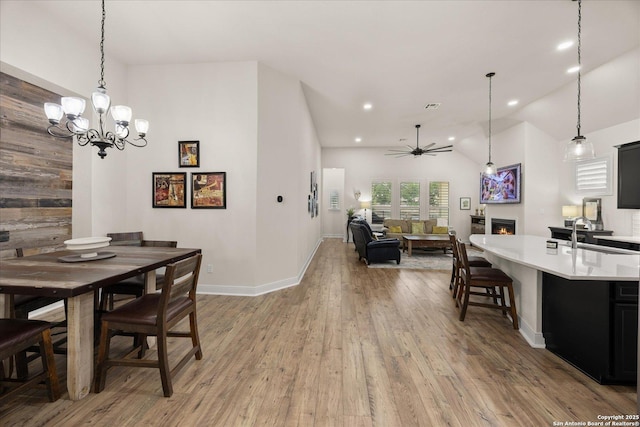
386,124 -> 453,157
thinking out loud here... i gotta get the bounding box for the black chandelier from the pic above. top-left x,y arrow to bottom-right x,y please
44,0 -> 148,159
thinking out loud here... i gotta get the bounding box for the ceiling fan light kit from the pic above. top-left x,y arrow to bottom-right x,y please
386,124 -> 453,157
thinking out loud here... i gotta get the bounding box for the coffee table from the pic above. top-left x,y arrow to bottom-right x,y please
402,235 -> 452,256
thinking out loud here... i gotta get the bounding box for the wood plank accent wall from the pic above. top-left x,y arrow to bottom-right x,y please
0,72 -> 72,256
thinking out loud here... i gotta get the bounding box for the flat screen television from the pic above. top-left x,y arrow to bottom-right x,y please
480,163 -> 521,204
617,140 -> 640,209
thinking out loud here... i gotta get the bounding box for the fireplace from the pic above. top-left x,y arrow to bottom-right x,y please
491,218 -> 516,235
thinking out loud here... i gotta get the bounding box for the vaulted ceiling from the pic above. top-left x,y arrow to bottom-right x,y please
15,1 -> 640,157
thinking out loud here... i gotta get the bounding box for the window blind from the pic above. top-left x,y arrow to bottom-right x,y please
575,156 -> 611,195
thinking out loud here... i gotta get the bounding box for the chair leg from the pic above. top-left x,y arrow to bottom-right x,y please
452,266 -> 461,300
496,285 -> 506,316
189,312 -> 203,360
39,329 -> 61,402
157,330 -> 173,398
458,281 -> 470,321
449,261 -> 455,290
94,320 -> 112,393
506,283 -> 519,330
15,350 -> 29,380
137,334 -> 148,358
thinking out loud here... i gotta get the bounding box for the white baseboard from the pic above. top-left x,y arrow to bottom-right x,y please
197,237 -> 324,296
518,316 -> 546,348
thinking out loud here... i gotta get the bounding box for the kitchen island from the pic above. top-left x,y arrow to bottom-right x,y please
469,234 -> 640,384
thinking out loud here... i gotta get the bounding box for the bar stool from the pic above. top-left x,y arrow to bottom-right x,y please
448,233 -> 491,298
455,238 -> 519,329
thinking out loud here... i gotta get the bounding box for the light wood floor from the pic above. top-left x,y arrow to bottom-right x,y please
1,238 -> 636,426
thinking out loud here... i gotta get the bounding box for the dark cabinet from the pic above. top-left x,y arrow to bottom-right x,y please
595,237 -> 640,252
542,273 -> 638,384
470,215 -> 485,235
613,283 -> 639,382
548,226 -> 613,244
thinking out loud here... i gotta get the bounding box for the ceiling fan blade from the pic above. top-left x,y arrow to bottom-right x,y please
422,142 -> 436,149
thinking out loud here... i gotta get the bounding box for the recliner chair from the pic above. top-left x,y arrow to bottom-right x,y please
350,222 -> 401,265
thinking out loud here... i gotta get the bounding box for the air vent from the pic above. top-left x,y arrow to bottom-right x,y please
424,103 -> 441,110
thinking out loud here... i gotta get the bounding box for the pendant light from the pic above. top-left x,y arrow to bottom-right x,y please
564,0 -> 594,162
484,72 -> 496,175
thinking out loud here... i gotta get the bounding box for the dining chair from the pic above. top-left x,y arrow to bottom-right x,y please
99,233 -> 178,311
448,233 -> 491,298
0,318 -> 61,404
455,238 -> 519,329
94,253 -> 203,397
4,249 -> 67,379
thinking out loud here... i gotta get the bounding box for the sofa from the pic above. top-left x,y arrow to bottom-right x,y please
350,221 -> 401,265
382,218 -> 450,241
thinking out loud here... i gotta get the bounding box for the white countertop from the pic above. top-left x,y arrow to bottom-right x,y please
469,234 -> 640,281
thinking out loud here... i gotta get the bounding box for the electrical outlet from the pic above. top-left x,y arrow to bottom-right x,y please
207,264 -> 213,273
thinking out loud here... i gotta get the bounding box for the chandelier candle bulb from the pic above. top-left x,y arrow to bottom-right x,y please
61,97 -> 86,119
91,90 -> 110,114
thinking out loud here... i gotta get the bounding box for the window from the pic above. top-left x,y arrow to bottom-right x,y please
575,155 -> 612,195
400,182 -> 420,220
371,181 -> 392,224
428,181 -> 449,224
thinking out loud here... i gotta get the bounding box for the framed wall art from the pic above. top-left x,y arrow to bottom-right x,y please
179,140 -> 200,168
192,172 -> 226,209
460,197 -> 471,210
152,172 -> 187,208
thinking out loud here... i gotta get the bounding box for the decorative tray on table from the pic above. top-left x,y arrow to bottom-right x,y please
58,237 -> 116,263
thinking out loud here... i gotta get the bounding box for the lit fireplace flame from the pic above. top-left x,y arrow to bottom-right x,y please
497,227 -> 513,235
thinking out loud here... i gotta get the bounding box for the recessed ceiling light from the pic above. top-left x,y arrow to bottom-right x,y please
508,100 -> 519,106
567,65 -> 580,73
557,40 -> 574,50
448,136 -> 455,141
355,137 -> 362,143
363,103 -> 373,110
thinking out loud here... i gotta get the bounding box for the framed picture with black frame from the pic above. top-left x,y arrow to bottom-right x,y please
178,140 -> 200,168
191,172 -> 226,209
152,172 -> 187,208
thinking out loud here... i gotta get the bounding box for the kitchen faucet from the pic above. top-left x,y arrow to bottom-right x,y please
571,216 -> 593,249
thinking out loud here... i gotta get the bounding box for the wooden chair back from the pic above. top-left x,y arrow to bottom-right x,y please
456,238 -> 471,277
107,232 -> 144,246
157,254 -> 202,324
143,240 -> 177,248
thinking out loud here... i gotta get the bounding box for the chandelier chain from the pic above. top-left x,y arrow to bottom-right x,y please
576,0 -> 582,137
488,72 -> 493,163
98,0 -> 106,89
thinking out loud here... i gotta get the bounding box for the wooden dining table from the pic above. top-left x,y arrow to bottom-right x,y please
0,245 -> 201,400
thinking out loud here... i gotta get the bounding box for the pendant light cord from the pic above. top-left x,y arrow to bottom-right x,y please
98,0 -> 106,89
486,72 -> 495,164
576,0 -> 582,137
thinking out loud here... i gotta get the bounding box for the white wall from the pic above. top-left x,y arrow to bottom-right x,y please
322,168 -> 346,238
321,147 -> 481,240
558,119 -> 640,236
124,62 -> 260,290
256,63 -> 323,291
